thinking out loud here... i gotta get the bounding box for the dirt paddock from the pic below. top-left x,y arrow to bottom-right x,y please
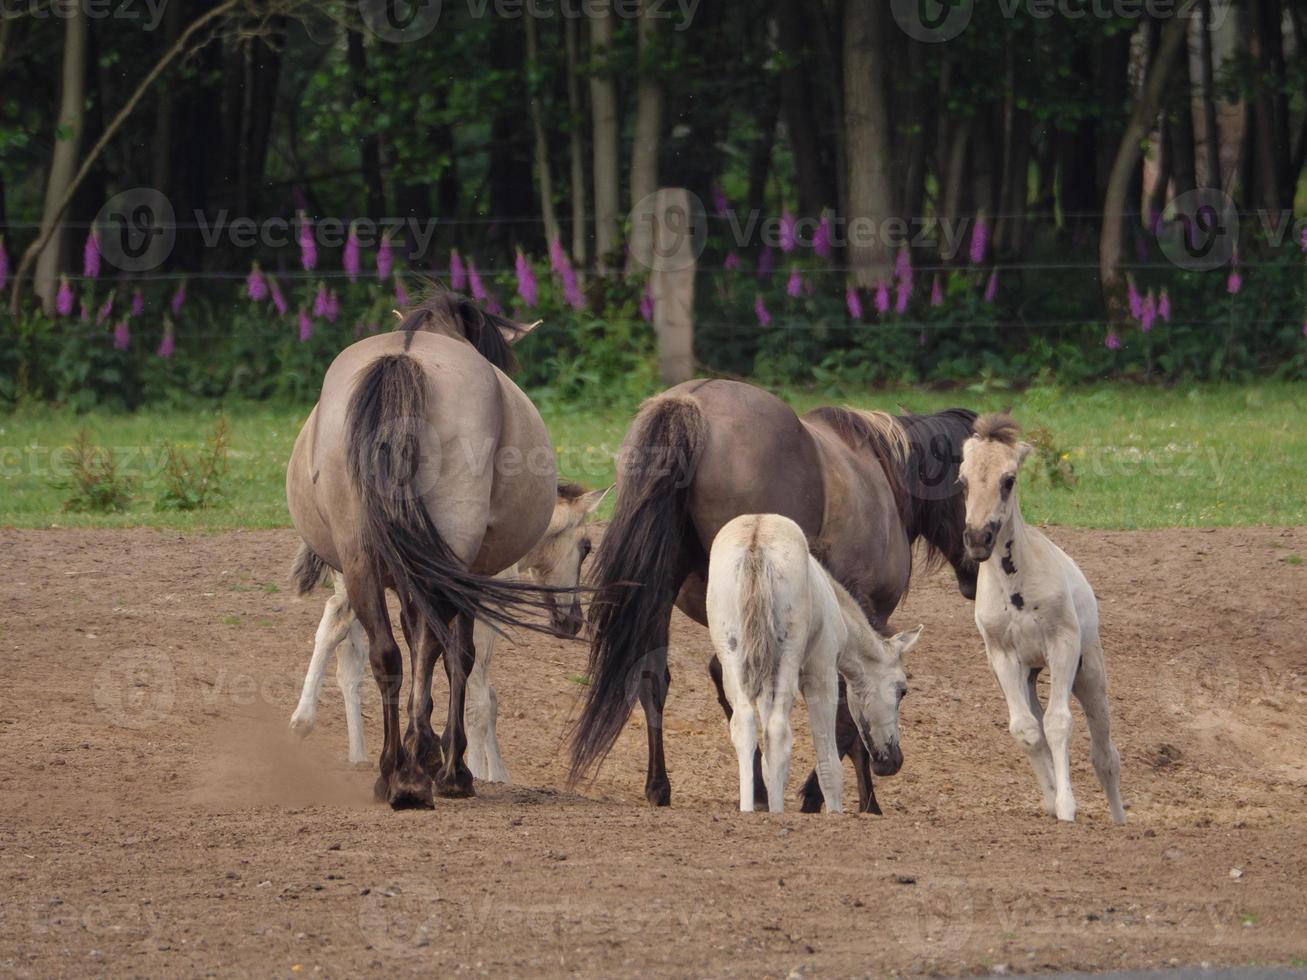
1,526 -> 1305,976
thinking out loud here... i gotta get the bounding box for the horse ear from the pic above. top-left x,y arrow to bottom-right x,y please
581,485 -> 613,514
504,319 -> 542,345
1016,441 -> 1034,465
889,625 -> 924,658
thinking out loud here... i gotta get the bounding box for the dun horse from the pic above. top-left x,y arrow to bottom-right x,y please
286,290 -> 565,809
708,514 -> 921,813
570,379 -> 976,812
959,414 -> 1125,823
289,483 -> 607,777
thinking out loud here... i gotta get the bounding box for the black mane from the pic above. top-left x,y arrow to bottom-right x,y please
394,285 -> 521,374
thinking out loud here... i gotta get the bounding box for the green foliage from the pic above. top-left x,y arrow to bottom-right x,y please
156,418 -> 230,511
52,429 -> 136,513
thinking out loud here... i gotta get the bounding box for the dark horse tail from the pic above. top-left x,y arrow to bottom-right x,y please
345,353 -> 563,677
569,394 -> 707,782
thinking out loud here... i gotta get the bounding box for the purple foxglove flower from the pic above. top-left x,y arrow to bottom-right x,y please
561,263 -> 584,310
1127,277 -> 1142,320
1105,330 -> 1122,351
395,278 -> 409,307
549,237 -> 568,275
83,229 -> 101,280
377,235 -> 394,281
846,286 -> 862,320
813,215 -> 831,259
894,246 -> 911,284
468,261 -> 487,302
298,213 -> 317,271
1140,291 -> 1156,333
96,294 -> 114,326
246,264 -> 268,302
130,289 -> 144,317
158,320 -> 175,359
1301,226 -> 1307,253
344,225 -> 361,282
874,280 -> 890,315
515,250 -> 538,308
930,274 -> 944,308
895,280 -> 911,314
485,294 -> 503,315
983,270 -> 998,304
786,267 -> 802,298
757,248 -> 774,279
779,210 -> 797,253
170,282 -> 186,315
56,276 -> 75,316
724,251 -> 741,271
754,294 -> 771,327
639,283 -> 654,323
1227,266 -> 1242,295
298,308 -> 313,342
0,237 -> 8,293
450,249 -> 467,291
325,290 -> 339,323
113,318 -> 130,351
969,217 -> 988,265
269,278 -> 287,316
1158,289 -> 1171,323
711,184 -> 729,216
312,282 -> 330,318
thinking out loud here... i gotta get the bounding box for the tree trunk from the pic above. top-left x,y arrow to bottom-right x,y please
811,0 -> 846,219
236,21 -> 285,217
34,4 -> 89,314
628,0 -> 663,272
149,0 -> 183,198
564,16 -> 588,268
1198,0 -> 1223,188
1100,13 -> 1190,319
348,28 -> 386,219
589,0 -> 621,273
525,15 -> 560,248
1248,0 -> 1291,211
939,119 -> 970,260
1169,57 -> 1199,196
842,0 -> 894,287
776,0 -> 824,215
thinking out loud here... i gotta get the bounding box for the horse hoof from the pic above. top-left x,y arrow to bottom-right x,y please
288,712 -> 314,738
798,792 -> 823,814
860,797 -> 884,816
389,774 -> 435,810
434,764 -> 475,799
645,782 -> 671,807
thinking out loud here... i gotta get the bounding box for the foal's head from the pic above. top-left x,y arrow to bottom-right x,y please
521,483 -> 609,635
958,413 -> 1032,562
845,623 -> 922,777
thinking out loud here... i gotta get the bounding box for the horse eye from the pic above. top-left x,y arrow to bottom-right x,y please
1001,475 -> 1016,494
896,684 -> 908,703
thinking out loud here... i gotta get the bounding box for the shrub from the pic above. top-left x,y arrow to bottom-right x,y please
53,429 -> 136,513
156,418 -> 230,511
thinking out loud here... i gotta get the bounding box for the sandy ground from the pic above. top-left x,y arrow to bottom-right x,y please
1,526 -> 1306,977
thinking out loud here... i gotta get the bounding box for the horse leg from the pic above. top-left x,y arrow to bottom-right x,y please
761,690 -> 794,814
344,566 -> 418,808
1024,666 -> 1058,809
800,687 -> 881,814
725,673 -> 758,813
337,620 -> 369,764
802,673 -> 843,814
435,612 -> 476,798
465,617 -> 510,783
638,647 -> 673,807
709,655 -> 767,808
1073,637 -> 1125,824
399,598 -> 445,802
289,578 -> 353,737
990,646 -> 1058,818
1042,641 -> 1079,822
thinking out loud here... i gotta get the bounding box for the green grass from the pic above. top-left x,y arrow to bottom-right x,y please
2,381 -> 1304,530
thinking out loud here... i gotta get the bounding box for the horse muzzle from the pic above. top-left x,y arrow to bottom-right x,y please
550,599 -> 584,638
962,523 -> 999,563
870,740 -> 903,777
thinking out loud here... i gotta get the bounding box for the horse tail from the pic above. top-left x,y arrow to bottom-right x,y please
569,394 -> 707,782
290,541 -> 329,596
735,542 -> 780,703
344,354 -> 561,681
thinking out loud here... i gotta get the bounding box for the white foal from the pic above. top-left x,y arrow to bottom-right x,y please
289,483 -> 607,778
959,414 -> 1125,824
707,514 -> 921,814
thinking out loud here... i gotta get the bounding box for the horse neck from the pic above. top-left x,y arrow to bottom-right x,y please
829,579 -> 880,689
984,494 -> 1034,588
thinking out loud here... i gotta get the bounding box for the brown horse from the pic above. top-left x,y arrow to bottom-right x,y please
570,379 -> 976,812
287,290 -> 563,809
